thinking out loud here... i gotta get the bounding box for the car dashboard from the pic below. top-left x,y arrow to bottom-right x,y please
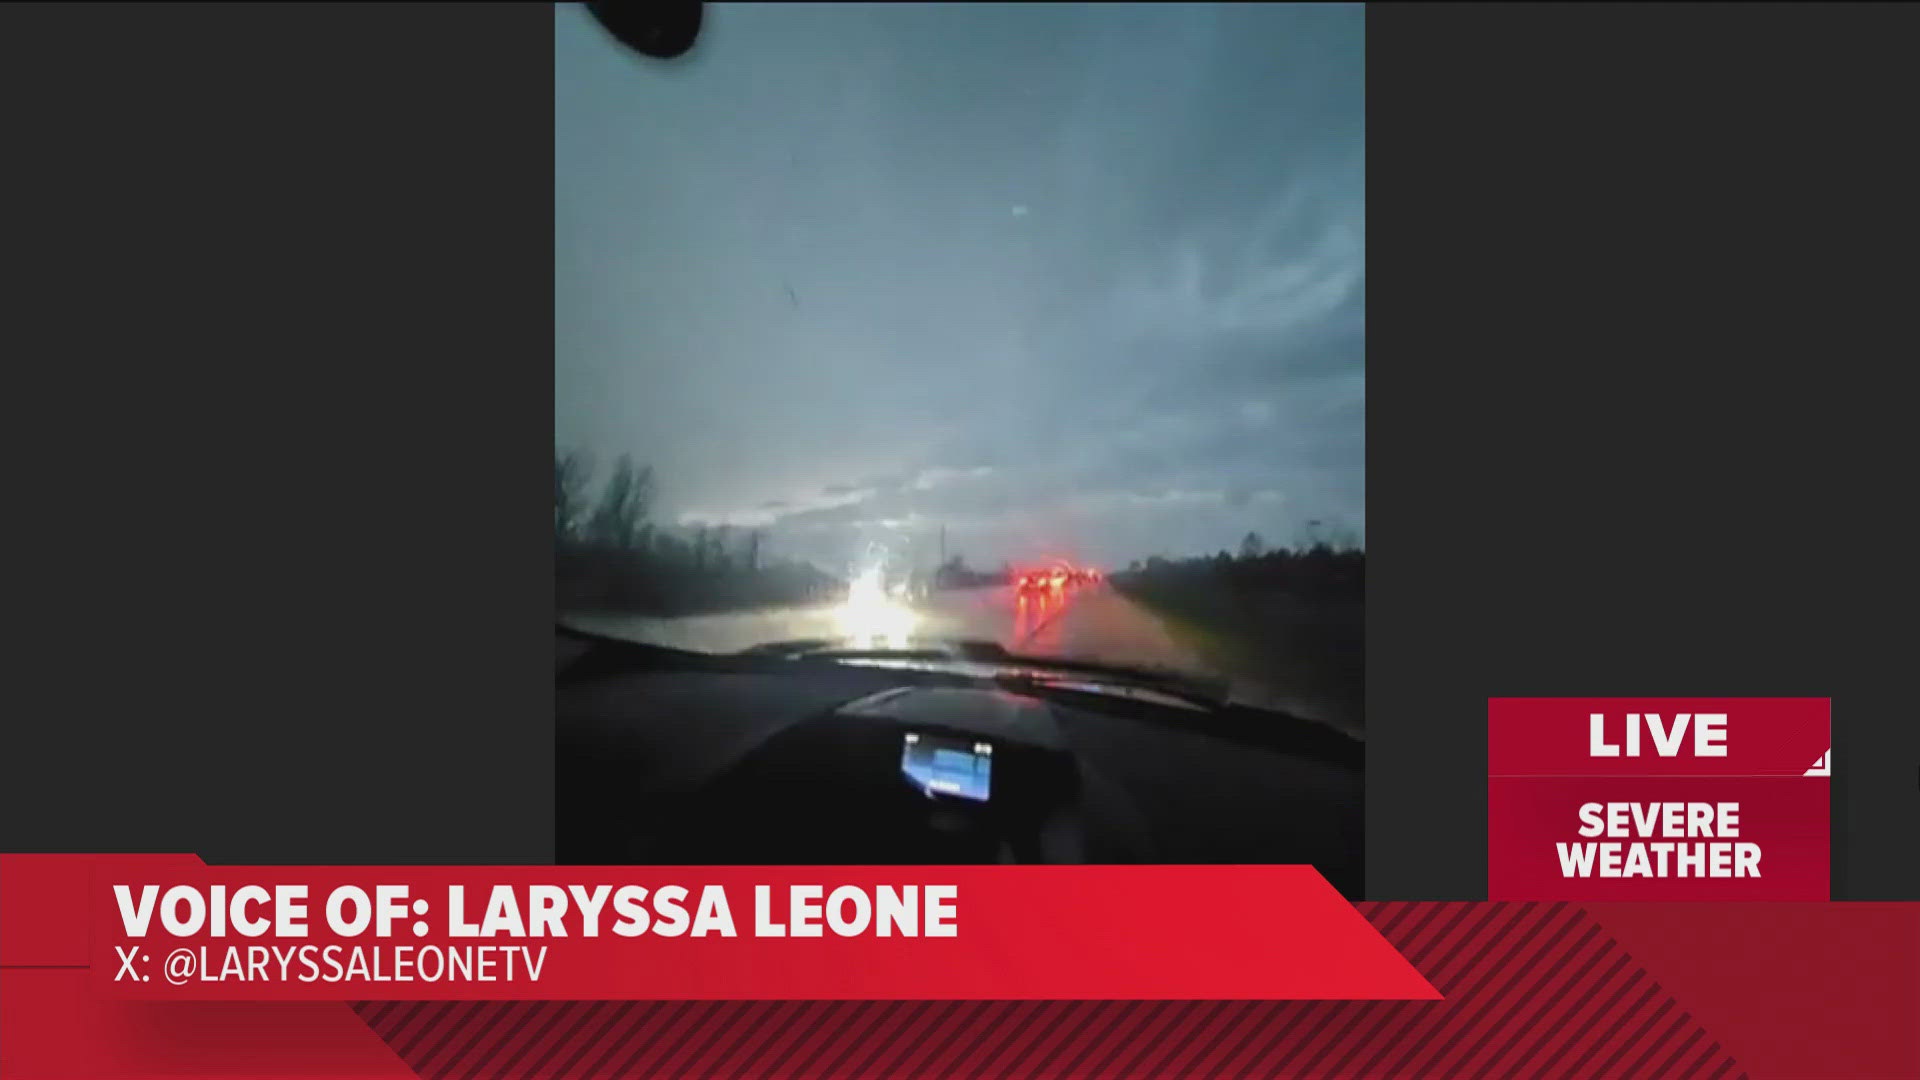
662,685 -> 1097,865
556,631 -> 1363,894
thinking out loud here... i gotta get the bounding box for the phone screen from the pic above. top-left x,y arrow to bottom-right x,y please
901,732 -> 992,802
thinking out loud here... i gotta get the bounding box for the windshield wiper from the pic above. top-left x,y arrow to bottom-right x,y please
987,668 -> 1225,713
749,637 -> 1018,663
750,637 -> 1233,709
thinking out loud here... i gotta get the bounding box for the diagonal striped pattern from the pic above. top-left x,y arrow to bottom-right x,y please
352,902 -> 1743,1079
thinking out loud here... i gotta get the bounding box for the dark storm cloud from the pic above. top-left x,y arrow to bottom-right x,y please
556,3 -> 1364,573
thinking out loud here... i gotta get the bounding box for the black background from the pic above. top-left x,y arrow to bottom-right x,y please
1,5 -> 1914,899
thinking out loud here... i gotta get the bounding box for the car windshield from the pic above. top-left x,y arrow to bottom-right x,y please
555,3 -> 1365,732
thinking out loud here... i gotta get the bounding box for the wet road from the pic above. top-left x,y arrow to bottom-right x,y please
562,584 -> 1341,723
565,584 -> 1167,658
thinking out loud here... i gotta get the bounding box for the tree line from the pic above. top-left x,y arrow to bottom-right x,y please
556,448 -> 837,614
1112,526 -> 1364,603
558,446 -> 1363,612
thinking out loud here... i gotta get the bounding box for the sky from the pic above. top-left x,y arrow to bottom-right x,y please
556,3 -> 1363,575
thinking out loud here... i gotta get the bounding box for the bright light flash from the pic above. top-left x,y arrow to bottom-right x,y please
835,565 -> 919,648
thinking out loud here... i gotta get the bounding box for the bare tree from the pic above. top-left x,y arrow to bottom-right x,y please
554,449 -> 595,544
1240,531 -> 1265,560
587,454 -> 652,550
655,532 -> 689,567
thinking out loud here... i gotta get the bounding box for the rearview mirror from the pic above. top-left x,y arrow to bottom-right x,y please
586,2 -> 702,60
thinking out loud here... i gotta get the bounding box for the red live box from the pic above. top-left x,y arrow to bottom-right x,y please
1489,697 -> 1830,777
1487,698 -> 1831,901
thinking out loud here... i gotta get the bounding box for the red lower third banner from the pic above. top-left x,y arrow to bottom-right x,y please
34,855 -> 1436,1001
5,854 -> 1918,1078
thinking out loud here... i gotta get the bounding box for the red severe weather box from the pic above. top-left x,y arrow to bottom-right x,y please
1487,698 -> 1830,901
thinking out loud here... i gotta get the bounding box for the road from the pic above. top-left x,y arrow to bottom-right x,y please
563,583 -> 1346,726
565,584 -> 1163,657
